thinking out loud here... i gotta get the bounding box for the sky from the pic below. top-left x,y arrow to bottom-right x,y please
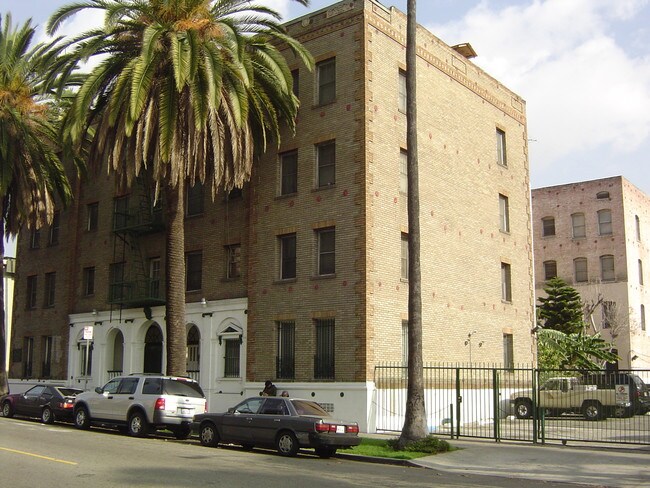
2,0 -> 650,254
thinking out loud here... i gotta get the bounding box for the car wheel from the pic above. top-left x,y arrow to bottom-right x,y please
276,431 -> 299,457
582,401 -> 604,421
315,447 -> 336,459
172,425 -> 192,440
199,423 -> 220,447
2,401 -> 14,418
128,412 -> 149,437
514,399 -> 532,419
74,406 -> 91,430
41,407 -> 54,424
612,405 -> 633,418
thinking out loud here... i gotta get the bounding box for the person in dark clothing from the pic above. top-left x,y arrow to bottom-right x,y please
260,380 -> 277,396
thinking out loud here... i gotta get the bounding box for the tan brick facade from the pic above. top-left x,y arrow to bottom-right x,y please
9,1 -> 534,425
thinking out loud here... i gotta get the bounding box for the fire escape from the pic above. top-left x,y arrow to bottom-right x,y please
110,178 -> 166,310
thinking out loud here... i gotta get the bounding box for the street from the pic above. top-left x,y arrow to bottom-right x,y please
0,417 -> 603,488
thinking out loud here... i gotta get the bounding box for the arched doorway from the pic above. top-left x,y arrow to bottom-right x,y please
186,325 -> 200,382
143,323 -> 163,373
111,330 -> 124,378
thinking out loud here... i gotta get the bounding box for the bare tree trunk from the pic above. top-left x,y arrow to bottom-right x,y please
398,0 -> 428,447
0,222 -> 8,396
165,182 -> 187,376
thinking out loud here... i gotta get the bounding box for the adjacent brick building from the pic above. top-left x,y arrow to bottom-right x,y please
8,0 -> 534,430
532,176 -> 650,372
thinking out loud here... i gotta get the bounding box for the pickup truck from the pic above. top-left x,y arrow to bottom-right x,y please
510,376 -> 631,421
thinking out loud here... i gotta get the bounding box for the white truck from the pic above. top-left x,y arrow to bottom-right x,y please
510,376 -> 631,421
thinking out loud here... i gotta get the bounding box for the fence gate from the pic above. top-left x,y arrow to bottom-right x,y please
374,363 -> 650,446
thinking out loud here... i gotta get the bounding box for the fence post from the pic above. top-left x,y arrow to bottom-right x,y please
493,368 -> 500,442
455,367 -> 461,439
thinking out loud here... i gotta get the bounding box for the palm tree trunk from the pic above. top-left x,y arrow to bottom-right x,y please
164,182 -> 187,376
0,214 -> 9,396
398,0 -> 428,446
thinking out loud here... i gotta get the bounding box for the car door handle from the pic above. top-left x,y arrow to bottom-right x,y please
274,419 -> 280,422
107,396 -> 114,399
129,397 -> 134,400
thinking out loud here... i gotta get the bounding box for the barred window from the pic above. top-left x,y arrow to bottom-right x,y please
276,321 -> 295,379
224,339 -> 240,378
314,318 -> 335,380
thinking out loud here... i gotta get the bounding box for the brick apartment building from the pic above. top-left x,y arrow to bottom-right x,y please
8,0 -> 534,431
532,176 -> 650,372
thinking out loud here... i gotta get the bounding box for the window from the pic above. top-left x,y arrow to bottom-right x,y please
149,258 -> 161,298
185,251 -> 203,291
636,215 -> 641,241
23,337 -> 34,378
317,228 -> 335,276
83,267 -> 95,296
44,272 -> 56,307
542,217 -> 555,237
224,339 -> 240,378
574,258 -> 588,283
87,203 -> 99,231
602,301 -> 616,329
316,58 -> 335,105
543,260 -> 557,280
503,333 -> 514,369
79,340 -> 93,376
501,262 -> 512,302
401,233 -> 409,280
226,244 -> 241,279
596,191 -> 610,199
316,141 -> 335,188
42,336 -> 52,378
640,259 -> 644,285
186,182 -> 204,217
280,151 -> 298,195
600,255 -> 615,281
641,304 -> 646,331
113,196 -> 129,230
398,69 -> 407,113
496,128 -> 507,166
400,150 -> 408,194
598,209 -> 612,235
279,234 -> 296,280
276,321 -> 295,379
402,320 -> 409,366
109,262 -> 125,301
29,229 -> 40,249
48,212 -> 60,246
572,213 -> 586,238
314,318 -> 335,379
499,194 -> 510,232
291,69 -> 299,96
26,275 -> 37,309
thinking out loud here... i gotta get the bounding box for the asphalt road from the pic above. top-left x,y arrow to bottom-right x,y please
0,417 -> 603,488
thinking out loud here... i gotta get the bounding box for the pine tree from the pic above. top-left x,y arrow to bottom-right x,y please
537,277 -> 584,334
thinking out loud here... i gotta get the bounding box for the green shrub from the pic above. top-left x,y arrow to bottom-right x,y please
387,435 -> 451,454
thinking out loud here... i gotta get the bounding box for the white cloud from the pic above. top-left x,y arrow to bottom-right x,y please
427,0 -> 650,172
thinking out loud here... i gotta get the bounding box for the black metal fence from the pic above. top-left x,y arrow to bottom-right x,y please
374,363 -> 650,446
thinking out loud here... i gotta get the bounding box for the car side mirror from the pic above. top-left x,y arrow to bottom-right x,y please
227,407 -> 235,414
94,387 -> 104,394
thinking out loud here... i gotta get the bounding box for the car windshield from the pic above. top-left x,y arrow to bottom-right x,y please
291,400 -> 330,417
58,388 -> 82,396
162,379 -> 204,398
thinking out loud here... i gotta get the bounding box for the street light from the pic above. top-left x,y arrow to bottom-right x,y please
464,330 -> 484,364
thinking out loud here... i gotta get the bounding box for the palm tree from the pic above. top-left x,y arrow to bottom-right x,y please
49,0 -> 312,376
0,13 -> 74,396
398,0 -> 428,447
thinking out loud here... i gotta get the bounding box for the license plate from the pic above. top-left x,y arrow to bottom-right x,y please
179,408 -> 193,415
336,425 -> 345,434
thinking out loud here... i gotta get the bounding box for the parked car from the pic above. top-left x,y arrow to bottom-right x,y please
1,385 -> 83,424
193,396 -> 361,458
581,371 -> 650,417
73,374 -> 206,438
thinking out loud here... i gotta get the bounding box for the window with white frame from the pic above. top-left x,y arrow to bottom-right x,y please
224,338 -> 240,378
496,128 -> 507,166
574,257 -> 588,283
317,228 -> 335,276
598,209 -> 612,235
572,213 -> 586,238
499,194 -> 510,232
316,58 -> 336,105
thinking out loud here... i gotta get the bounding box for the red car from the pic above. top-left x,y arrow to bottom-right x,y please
1,385 -> 83,424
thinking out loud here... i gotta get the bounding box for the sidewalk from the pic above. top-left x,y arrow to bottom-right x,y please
355,435 -> 650,487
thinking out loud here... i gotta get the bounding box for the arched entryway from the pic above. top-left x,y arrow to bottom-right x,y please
110,330 -> 124,378
143,323 -> 163,373
186,325 -> 200,382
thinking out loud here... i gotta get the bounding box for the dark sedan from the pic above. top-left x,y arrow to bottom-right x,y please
1,385 -> 83,424
193,396 -> 361,458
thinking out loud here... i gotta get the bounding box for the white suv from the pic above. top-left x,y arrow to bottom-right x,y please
73,375 -> 206,438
